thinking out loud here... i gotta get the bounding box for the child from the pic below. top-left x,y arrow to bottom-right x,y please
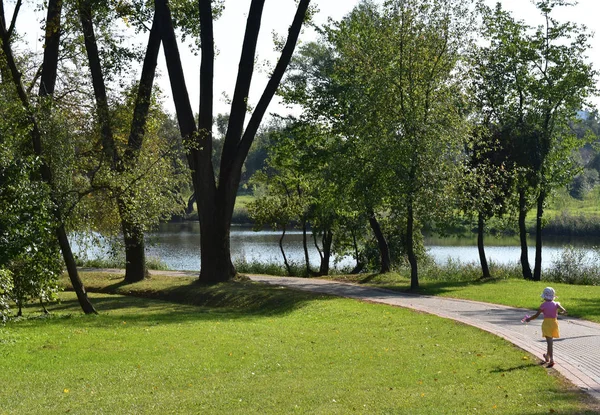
526,287 -> 567,367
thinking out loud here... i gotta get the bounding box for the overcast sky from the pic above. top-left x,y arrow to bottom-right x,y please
11,0 -> 600,116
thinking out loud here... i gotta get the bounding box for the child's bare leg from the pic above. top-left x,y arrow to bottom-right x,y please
547,337 -> 553,360
546,337 -> 554,366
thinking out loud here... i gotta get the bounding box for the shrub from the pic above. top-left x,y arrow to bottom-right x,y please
0,269 -> 13,324
544,245 -> 600,286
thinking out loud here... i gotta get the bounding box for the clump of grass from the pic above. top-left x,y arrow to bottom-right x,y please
234,259 -> 288,276
75,256 -> 170,271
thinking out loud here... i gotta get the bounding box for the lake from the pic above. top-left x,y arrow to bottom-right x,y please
79,222 -> 599,272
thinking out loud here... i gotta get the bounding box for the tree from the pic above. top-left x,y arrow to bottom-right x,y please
0,0 -> 97,313
459,126 -> 515,279
156,0 -> 312,283
77,2 -> 168,282
325,0 -> 471,287
474,2 -> 597,281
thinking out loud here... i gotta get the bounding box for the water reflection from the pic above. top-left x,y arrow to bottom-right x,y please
79,222 -> 600,272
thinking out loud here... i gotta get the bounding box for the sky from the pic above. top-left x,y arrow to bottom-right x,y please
10,0 -> 600,117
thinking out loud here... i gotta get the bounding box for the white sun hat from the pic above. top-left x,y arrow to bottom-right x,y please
541,287 -> 556,301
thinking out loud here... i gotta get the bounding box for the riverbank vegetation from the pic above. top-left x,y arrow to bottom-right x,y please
1,274 -> 598,414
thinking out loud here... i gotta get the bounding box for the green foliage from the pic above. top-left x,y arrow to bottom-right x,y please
569,168 -> 598,200
68,89 -> 188,239
0,136 -> 62,317
0,269 -> 12,324
545,245 -> 600,286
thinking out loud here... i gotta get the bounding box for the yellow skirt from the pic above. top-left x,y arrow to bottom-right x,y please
542,318 -> 560,338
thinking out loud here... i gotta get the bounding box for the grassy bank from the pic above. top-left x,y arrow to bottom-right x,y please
1,272 -> 598,414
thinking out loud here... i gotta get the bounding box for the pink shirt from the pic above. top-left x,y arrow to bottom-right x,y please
540,301 -> 560,318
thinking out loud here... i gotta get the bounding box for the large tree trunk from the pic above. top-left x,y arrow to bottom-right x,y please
158,0 -> 311,283
477,211 -> 491,279
0,0 -> 96,314
533,190 -> 545,281
368,210 -> 391,273
518,188 -> 533,280
407,200 -> 419,290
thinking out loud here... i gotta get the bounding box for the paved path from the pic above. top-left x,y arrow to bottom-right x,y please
248,275 -> 600,402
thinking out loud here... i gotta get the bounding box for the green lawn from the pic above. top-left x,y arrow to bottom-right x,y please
329,273 -> 600,324
1,274 -> 598,414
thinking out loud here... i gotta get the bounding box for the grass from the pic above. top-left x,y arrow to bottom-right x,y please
328,272 -> 600,324
1,273 -> 598,414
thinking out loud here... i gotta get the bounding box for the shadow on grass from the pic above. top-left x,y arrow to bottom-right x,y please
569,296 -> 600,322
490,363 -> 538,373
54,272 -> 334,324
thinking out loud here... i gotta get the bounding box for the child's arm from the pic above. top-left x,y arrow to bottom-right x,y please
557,303 -> 567,315
526,309 -> 542,322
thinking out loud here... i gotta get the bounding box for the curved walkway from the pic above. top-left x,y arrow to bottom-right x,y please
248,275 -> 600,402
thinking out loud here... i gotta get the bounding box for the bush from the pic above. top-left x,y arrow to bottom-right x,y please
544,245 -> 600,286
0,269 -> 13,324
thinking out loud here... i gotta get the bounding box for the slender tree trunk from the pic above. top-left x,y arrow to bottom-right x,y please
121,13 -> 161,283
0,0 -> 96,313
279,226 -> 291,275
313,231 -> 324,264
477,211 -> 491,279
302,218 -> 312,276
350,230 -> 364,274
518,188 -> 533,280
368,210 -> 391,273
57,225 -> 97,313
533,191 -> 545,281
407,200 -> 419,290
319,229 -> 333,276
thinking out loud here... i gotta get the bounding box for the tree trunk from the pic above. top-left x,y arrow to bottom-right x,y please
302,218 -> 312,276
121,217 -> 148,283
368,210 -> 391,273
350,230 -> 364,274
518,188 -> 533,280
533,190 -> 545,281
120,13 -> 161,283
407,200 -> 419,290
56,225 -> 97,314
0,0 -> 96,314
319,229 -> 333,276
477,211 -> 491,279
186,192 -> 196,215
158,0 -> 311,283
279,226 -> 291,276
